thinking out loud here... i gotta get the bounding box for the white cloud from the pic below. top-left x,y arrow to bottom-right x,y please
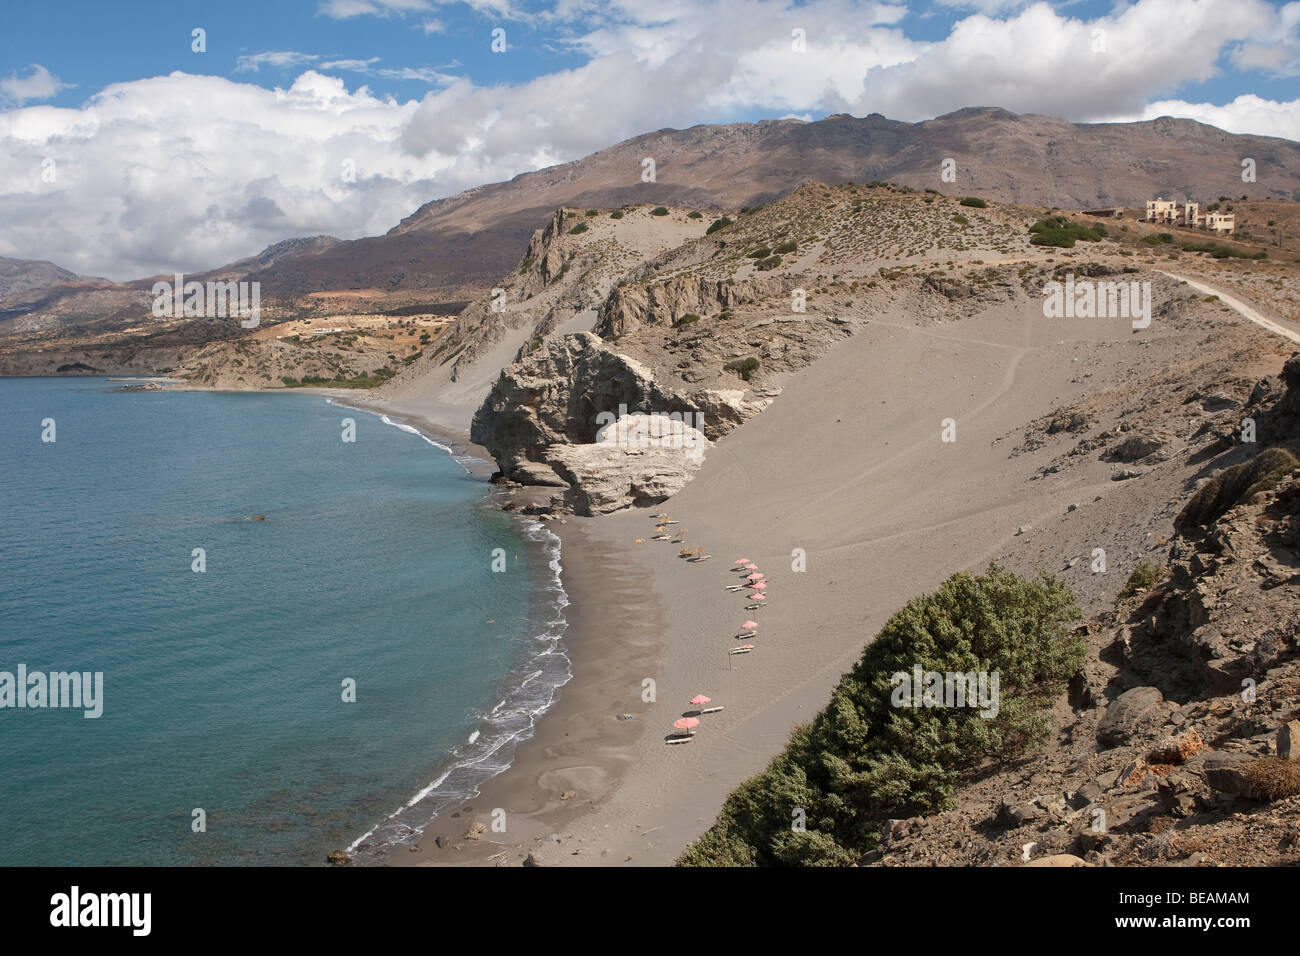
1229,1 -> 1300,76
320,57 -> 384,70
235,51 -> 322,72
2,0 -> 1296,281
317,0 -> 434,18
0,64 -> 72,106
0,72 -> 444,279
1111,94 -> 1300,143
238,52 -> 453,84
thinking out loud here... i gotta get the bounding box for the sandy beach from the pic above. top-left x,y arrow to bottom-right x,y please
345,271 -> 1294,867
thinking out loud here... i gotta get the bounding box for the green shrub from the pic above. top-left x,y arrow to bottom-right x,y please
725,356 -> 760,380
568,222 -> 589,235
952,213 -> 969,226
673,313 -> 701,328
755,255 -> 782,271
1117,560 -> 1162,601
585,209 -> 598,216
746,247 -> 771,259
706,216 -> 733,235
651,206 -> 669,216
924,188 -> 940,195
1029,215 -> 1105,248
959,197 -> 988,208
1176,447 -> 1299,529
773,240 -> 798,254
1179,240 -> 1266,260
678,565 -> 1083,866
688,210 -> 703,219
610,210 -> 624,220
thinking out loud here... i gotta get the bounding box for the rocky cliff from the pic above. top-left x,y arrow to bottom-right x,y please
470,331 -> 752,511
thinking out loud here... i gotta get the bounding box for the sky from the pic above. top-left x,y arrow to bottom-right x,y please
1,0 -> 1297,280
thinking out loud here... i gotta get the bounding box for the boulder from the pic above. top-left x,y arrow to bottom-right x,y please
1278,720 -> 1300,760
996,794 -> 1042,827
1148,728 -> 1205,764
1202,752 -> 1255,798
1096,686 -> 1164,747
471,331 -> 749,500
509,461 -> 569,487
1106,434 -> 1165,462
544,440 -> 706,515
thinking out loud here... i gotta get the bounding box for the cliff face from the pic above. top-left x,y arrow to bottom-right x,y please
467,182 -> 1041,512
470,330 -> 752,511
596,274 -> 795,338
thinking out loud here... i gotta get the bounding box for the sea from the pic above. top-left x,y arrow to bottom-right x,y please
0,377 -> 570,865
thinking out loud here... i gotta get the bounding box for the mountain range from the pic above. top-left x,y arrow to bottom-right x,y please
3,106 -> 1299,355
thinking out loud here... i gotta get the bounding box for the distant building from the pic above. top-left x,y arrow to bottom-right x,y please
1144,197 -> 1233,235
1083,207 -> 1124,218
1146,198 -> 1179,224
1206,212 -> 1235,234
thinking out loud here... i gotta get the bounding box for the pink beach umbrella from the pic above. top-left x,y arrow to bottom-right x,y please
746,572 -> 764,581
743,562 -> 758,569
737,644 -> 754,650
673,716 -> 701,736
748,592 -> 766,600
689,694 -> 712,707
752,581 -> 768,590
741,621 -> 758,629
733,558 -> 750,564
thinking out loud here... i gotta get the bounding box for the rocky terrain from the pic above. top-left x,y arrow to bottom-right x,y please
458,180 -> 1298,517
860,355 -> 1300,868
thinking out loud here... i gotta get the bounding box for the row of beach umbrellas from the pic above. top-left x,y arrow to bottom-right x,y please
664,534 -> 772,744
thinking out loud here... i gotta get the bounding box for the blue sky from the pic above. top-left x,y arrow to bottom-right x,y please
4,0 -> 1296,117
2,0 -> 1297,278
0,0 -> 581,106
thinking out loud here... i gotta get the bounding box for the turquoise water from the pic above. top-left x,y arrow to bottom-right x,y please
0,378 -> 567,866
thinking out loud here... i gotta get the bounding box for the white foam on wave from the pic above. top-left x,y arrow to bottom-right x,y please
343,489 -> 576,860
322,398 -> 479,471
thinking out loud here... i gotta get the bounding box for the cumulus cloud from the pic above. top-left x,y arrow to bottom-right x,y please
1113,93 -> 1300,142
0,64 -> 72,106
1229,0 -> 1300,76
0,72 -> 443,279
2,0 -> 1296,280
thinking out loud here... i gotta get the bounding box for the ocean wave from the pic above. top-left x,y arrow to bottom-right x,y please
321,399 -> 481,472
345,513 -> 574,862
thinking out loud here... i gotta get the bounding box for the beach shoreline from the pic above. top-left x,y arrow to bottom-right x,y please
305,390 -> 675,866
